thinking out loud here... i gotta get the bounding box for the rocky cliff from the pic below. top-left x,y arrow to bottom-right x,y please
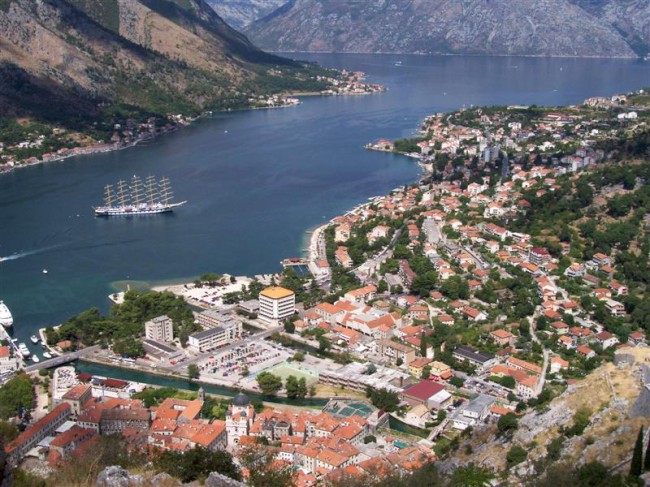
0,0 -> 318,131
206,0 -> 285,29
245,0 -> 646,58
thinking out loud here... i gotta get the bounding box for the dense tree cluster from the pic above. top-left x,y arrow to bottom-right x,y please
45,290 -> 198,349
0,374 -> 34,421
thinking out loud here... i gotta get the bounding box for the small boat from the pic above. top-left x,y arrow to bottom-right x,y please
18,343 -> 30,358
394,61 -> 402,66
30,335 -> 39,344
31,355 -> 40,363
42,352 -> 52,359
42,269 -> 48,274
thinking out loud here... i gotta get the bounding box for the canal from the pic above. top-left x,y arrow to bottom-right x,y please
75,360 -> 329,408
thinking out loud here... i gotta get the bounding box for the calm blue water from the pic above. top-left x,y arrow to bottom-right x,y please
0,54 -> 648,350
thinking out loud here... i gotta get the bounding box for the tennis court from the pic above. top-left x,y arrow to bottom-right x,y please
323,400 -> 374,418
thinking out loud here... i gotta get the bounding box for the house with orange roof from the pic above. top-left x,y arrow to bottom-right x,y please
0,346 -> 18,373
407,305 -> 429,322
335,246 -> 353,268
550,356 -> 569,374
461,306 -> 487,322
577,345 -> 596,359
506,357 -> 542,376
49,426 -> 96,460
628,331 -> 646,346
61,384 -> 93,418
377,339 -> 415,366
595,331 -> 619,349
335,223 -> 351,243
557,335 -> 575,349
343,285 -> 377,304
408,358 -> 432,378
550,321 -> 569,335
516,375 -> 538,399
490,329 -> 515,346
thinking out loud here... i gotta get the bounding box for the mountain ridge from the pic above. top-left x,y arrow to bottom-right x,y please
0,0 -> 327,136
244,0 -> 649,58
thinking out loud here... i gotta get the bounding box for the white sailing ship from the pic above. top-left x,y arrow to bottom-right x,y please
94,176 -> 186,216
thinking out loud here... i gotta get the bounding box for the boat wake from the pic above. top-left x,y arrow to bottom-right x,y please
0,245 -> 60,263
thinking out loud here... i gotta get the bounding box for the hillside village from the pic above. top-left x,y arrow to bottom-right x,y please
1,89 -> 650,485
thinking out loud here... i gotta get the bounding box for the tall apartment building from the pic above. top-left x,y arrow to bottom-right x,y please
144,315 -> 174,343
258,287 -> 295,324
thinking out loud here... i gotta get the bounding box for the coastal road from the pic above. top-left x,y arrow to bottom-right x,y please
24,345 -> 101,373
165,326 -> 281,373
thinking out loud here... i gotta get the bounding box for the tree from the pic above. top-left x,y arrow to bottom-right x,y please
308,384 -> 317,397
239,446 -> 296,487
449,464 -> 493,486
283,321 -> 295,334
292,352 -> 305,362
285,376 -> 307,400
396,357 -> 403,366
506,445 -> 527,467
297,377 -> 308,399
0,374 -> 34,420
188,364 -> 199,380
317,335 -> 330,353
365,387 -> 400,412
630,426 -> 644,477
448,377 -> 464,388
421,365 -> 432,379
363,435 -> 377,444
256,372 -> 283,397
153,447 -> 240,483
497,413 -> 519,435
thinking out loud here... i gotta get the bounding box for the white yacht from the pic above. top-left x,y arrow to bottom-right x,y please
18,343 -> 30,358
30,335 -> 39,344
31,355 -> 40,363
42,352 -> 52,359
0,301 -> 13,328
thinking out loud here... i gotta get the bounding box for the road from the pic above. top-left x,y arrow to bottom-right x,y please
353,227 -> 403,283
24,345 -> 101,373
529,310 -> 550,397
164,326 -> 281,372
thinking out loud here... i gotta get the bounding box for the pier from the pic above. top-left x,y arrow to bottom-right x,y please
281,257 -> 310,269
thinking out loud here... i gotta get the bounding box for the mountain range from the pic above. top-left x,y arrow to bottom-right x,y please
243,0 -> 650,58
0,0 -> 326,133
206,0 -> 285,30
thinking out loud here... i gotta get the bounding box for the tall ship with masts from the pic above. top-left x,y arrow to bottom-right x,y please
94,176 -> 186,216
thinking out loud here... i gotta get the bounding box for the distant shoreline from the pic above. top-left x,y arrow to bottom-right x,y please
275,50 -> 642,60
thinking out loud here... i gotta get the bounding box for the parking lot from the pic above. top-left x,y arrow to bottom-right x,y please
198,340 -> 290,386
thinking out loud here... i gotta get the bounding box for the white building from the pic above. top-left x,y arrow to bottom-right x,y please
188,321 -> 242,352
144,315 -> 174,343
259,287 -> 295,324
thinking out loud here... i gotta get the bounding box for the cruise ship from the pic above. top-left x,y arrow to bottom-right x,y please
0,301 -> 13,328
94,176 -> 186,217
